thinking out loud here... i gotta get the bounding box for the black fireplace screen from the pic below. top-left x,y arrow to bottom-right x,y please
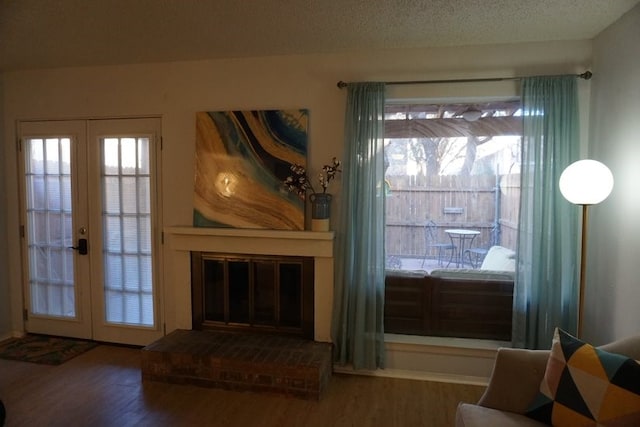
191,252 -> 314,339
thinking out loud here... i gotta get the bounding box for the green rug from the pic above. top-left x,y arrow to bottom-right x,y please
0,334 -> 99,365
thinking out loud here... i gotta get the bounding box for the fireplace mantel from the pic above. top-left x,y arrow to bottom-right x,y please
164,226 -> 335,342
164,226 -> 334,257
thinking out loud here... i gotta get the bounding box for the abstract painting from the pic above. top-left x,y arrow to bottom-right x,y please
193,109 -> 308,230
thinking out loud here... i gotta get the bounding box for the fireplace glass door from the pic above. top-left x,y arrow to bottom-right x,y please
193,253 -> 313,339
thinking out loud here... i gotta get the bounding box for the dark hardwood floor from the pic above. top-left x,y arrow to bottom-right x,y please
0,344 -> 484,427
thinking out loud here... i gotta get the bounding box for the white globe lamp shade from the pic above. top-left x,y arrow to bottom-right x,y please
559,159 -> 614,205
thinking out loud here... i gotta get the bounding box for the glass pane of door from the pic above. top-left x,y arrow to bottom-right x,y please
24,137 -> 76,318
102,136 -> 154,326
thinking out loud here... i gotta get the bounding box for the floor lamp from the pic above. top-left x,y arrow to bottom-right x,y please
559,159 -> 614,338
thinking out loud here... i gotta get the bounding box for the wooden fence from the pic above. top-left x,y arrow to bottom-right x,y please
385,173 -> 521,259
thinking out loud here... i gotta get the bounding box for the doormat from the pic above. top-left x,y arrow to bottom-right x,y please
0,334 -> 99,365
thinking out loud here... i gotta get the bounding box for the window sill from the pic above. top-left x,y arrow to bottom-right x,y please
373,334 -> 511,384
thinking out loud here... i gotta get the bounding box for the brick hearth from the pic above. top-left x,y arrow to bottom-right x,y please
141,329 -> 332,400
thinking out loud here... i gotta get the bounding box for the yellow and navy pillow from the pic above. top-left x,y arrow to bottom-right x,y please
526,328 -> 640,426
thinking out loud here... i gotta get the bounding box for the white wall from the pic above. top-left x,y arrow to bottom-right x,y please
2,41 -> 592,345
586,4 -> 640,344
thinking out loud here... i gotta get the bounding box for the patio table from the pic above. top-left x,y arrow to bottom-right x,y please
445,229 -> 480,268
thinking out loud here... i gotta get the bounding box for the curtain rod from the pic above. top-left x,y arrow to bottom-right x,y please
336,71 -> 592,89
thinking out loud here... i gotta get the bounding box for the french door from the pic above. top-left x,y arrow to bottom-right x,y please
18,118 -> 163,346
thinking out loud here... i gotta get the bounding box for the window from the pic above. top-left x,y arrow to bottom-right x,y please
384,100 -> 522,271
383,100 -> 522,340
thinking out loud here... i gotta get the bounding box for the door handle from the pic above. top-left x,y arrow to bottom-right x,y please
69,238 -> 88,255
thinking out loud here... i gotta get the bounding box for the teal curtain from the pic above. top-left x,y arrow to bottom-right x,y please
332,82 -> 386,370
513,76 -> 580,349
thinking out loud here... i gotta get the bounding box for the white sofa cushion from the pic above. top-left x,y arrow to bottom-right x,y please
456,403 -> 547,427
480,246 -> 516,272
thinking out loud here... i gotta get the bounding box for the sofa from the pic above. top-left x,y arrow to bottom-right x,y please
384,247 -> 515,341
455,334 -> 640,426
429,245 -> 516,282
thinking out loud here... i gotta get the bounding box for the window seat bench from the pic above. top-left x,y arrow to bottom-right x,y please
384,269 -> 514,341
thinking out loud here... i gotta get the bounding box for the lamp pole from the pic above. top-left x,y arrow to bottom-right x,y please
578,204 -> 588,338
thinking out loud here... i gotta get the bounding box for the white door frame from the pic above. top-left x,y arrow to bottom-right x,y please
18,118 -> 164,346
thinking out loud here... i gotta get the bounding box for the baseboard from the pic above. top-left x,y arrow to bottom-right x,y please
332,334 -> 508,386
333,365 -> 489,386
0,331 -> 24,342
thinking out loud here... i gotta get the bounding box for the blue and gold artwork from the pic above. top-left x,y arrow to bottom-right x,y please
193,109 -> 308,230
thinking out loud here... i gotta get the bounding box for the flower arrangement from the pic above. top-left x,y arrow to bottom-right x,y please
284,157 -> 341,198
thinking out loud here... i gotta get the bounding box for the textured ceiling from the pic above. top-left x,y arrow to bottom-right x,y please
0,0 -> 638,71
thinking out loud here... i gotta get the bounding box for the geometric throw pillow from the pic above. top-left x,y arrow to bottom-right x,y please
525,328 -> 640,426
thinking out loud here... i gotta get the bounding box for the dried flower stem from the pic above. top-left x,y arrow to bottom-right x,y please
284,157 -> 341,199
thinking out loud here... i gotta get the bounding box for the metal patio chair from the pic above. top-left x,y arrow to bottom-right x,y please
421,220 -> 456,268
463,225 -> 498,268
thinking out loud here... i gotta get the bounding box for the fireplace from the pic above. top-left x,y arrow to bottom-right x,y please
144,228 -> 335,399
191,252 -> 314,339
164,226 -> 335,342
